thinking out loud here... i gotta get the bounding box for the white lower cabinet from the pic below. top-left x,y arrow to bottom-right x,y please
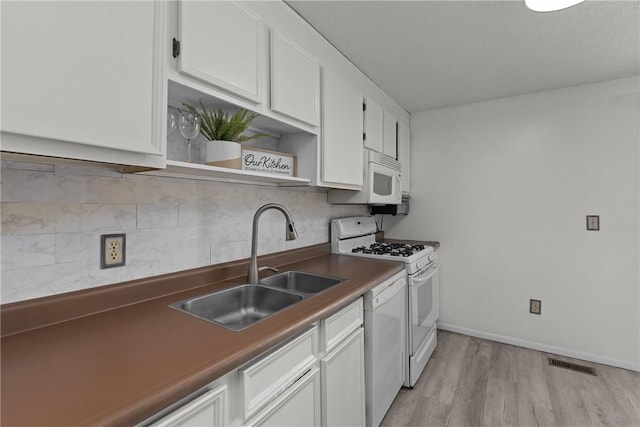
246,367 -> 321,427
239,327 -> 318,420
151,384 -> 227,427
321,329 -> 365,427
144,300 -> 367,427
319,298 -> 365,427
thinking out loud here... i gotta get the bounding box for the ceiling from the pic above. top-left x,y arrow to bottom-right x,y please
286,0 -> 640,113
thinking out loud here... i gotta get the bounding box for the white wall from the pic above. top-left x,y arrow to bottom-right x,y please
0,161 -> 366,304
386,77 -> 640,370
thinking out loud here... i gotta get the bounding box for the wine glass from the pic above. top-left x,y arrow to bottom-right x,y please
179,111 -> 201,163
167,109 -> 178,137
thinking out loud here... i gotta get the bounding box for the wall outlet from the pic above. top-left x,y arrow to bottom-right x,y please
101,234 -> 126,269
530,299 -> 542,315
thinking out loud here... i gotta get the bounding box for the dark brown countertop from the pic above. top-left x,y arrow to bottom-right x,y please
1,244 -> 404,427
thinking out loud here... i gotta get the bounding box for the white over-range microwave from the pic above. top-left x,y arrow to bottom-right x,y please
328,150 -> 402,205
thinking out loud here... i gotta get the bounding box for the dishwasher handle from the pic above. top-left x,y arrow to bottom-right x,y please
370,276 -> 406,309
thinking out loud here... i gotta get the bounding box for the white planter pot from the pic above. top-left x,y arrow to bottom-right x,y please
205,140 -> 242,169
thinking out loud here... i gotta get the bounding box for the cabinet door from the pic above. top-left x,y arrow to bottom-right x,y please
364,99 -> 384,153
383,111 -> 397,159
398,122 -> 411,195
271,31 -> 319,126
321,69 -> 363,188
320,298 -> 364,354
178,0 -> 263,103
240,327 -> 318,419
151,385 -> 227,427
1,1 -> 164,157
321,328 -> 365,427
248,368 -> 321,427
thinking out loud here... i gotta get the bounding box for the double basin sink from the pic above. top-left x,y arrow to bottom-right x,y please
171,271 -> 344,331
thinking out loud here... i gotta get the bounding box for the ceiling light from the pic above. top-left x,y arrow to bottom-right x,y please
524,0 -> 586,12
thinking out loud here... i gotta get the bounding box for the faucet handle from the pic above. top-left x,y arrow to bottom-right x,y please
258,266 -> 279,274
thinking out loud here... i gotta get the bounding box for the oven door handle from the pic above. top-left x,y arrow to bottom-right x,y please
411,262 -> 439,285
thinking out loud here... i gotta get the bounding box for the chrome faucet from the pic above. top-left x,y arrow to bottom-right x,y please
248,203 -> 298,284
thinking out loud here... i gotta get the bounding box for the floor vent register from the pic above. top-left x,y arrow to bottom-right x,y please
548,357 -> 597,376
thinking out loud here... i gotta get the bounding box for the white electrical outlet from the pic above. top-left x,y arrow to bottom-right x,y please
101,234 -> 126,268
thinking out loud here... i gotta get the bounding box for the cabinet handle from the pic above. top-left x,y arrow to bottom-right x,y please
271,368 -> 312,402
172,38 -> 180,58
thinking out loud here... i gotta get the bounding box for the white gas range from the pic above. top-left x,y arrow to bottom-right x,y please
331,217 -> 440,390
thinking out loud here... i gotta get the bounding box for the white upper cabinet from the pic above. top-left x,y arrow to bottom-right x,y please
271,31 -> 320,126
178,0 -> 264,103
364,98 -> 384,153
383,111 -> 398,159
398,121 -> 411,195
1,0 -> 166,168
321,69 -> 363,188
364,99 -> 397,159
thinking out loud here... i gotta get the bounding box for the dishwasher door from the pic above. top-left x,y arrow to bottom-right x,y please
364,272 -> 407,427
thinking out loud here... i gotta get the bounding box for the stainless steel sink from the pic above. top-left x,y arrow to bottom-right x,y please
171,272 -> 345,331
170,284 -> 303,331
260,271 -> 343,296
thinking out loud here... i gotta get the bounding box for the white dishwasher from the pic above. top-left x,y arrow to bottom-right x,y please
364,270 -> 407,427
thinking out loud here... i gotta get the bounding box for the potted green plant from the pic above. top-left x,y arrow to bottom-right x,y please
182,100 -> 269,168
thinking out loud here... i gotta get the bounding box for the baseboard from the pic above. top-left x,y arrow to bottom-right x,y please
437,322 -> 640,372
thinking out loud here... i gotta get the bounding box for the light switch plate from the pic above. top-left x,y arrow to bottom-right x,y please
586,215 -> 599,231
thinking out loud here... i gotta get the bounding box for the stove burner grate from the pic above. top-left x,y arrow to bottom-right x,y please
351,242 -> 426,257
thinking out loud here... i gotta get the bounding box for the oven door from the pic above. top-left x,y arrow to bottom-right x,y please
408,261 -> 440,356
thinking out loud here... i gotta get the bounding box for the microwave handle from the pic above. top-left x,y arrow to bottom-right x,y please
395,175 -> 402,202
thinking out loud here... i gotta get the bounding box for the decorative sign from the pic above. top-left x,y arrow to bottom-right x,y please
241,148 -> 296,176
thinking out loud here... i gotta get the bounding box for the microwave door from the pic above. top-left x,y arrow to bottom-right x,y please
369,162 -> 400,204
372,170 -> 393,196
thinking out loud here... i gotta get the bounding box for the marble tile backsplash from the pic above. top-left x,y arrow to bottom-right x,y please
0,160 -> 366,304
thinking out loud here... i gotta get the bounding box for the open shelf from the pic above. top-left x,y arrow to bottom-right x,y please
168,78 -> 318,137
139,160 -> 311,186
141,76 -> 318,186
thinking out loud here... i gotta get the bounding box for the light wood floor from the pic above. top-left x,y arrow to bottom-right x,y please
381,330 -> 640,427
